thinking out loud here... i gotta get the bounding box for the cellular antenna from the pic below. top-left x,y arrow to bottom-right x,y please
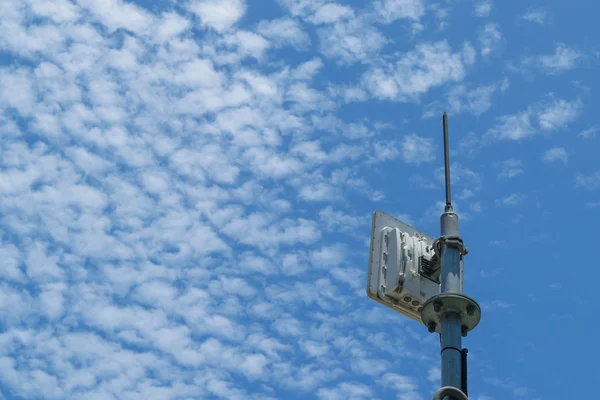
443,112 -> 452,212
366,113 -> 481,400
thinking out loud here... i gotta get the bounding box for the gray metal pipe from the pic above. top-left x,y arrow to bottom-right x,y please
439,114 -> 464,397
440,212 -> 461,293
440,312 -> 462,390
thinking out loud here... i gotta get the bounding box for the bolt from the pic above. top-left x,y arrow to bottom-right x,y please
433,301 -> 443,312
466,305 -> 476,316
461,325 -> 468,337
427,322 -> 437,333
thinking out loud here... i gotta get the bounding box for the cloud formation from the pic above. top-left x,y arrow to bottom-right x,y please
543,147 -> 568,165
486,97 -> 581,140
0,1 -> 590,399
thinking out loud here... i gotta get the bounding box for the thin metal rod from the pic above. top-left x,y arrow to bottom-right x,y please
443,112 -> 452,212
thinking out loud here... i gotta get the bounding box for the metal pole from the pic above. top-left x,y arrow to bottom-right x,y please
423,113 -> 480,400
440,113 -> 463,395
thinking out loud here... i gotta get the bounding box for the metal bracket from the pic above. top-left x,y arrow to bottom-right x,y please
434,236 -> 469,257
421,293 -> 481,336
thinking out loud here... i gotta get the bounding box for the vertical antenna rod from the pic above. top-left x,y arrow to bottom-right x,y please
443,112 -> 452,212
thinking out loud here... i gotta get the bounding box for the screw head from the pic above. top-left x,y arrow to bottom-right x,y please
466,305 -> 476,316
461,325 -> 468,337
427,322 -> 437,333
433,301 -> 443,312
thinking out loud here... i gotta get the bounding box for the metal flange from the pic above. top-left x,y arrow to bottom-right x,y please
421,293 -> 481,336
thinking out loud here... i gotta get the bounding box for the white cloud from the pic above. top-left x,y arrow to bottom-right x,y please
401,134 -> 435,164
317,18 -> 386,64
434,163 -> 483,192
26,242 -> 65,283
414,163 -> 482,212
26,0 -> 81,23
240,354 -> 268,377
478,23 -> 503,56
481,300 -> 510,311
473,395 -> 496,400
310,244 -> 346,268
486,97 -> 581,140
543,147 -> 568,164
0,68 -> 36,116
427,367 -> 441,383
189,0 -> 246,32
223,30 -> 271,60
257,18 -> 310,49
319,207 -> 365,233
496,194 -> 525,206
174,59 -> 223,88
317,382 -> 372,400
309,3 -> 355,24
498,159 -> 523,178
155,12 -> 190,42
447,83 -> 498,115
380,373 -> 419,393
276,0 -> 326,18
576,171 -> 600,189
525,44 -> 582,75
579,127 -> 598,139
521,7 -> 548,24
76,0 -> 155,34
539,44 -> 581,73
483,377 -> 530,397
373,0 -> 425,23
424,79 -> 507,117
470,202 -> 483,214
363,41 -> 476,101
474,0 -> 492,17
493,112 -> 532,140
291,58 -> 324,80
538,98 -> 581,130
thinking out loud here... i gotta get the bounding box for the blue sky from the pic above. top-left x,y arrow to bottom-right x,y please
0,0 -> 597,399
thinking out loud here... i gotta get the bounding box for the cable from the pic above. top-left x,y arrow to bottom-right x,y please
432,386 -> 468,400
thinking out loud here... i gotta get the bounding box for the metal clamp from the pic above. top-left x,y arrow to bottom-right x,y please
434,236 -> 469,257
421,293 -> 481,336
432,386 -> 468,400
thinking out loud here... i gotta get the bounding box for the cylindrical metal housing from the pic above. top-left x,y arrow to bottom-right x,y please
440,212 -> 459,237
440,212 -> 461,293
441,246 -> 462,293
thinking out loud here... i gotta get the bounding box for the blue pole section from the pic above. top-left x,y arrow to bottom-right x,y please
440,211 -> 462,392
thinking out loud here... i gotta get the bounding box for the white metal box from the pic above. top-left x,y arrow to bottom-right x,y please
367,210 -> 441,323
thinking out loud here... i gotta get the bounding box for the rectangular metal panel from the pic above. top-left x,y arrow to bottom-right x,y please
367,210 -> 438,323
